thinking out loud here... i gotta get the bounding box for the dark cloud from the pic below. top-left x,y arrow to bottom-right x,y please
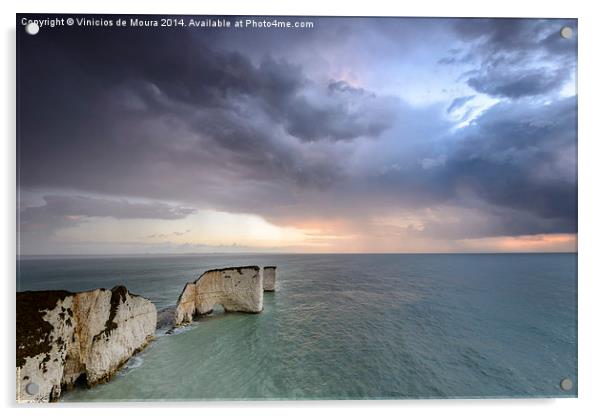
16,16 -> 577,251
282,80 -> 396,142
450,96 -> 576,220
444,18 -> 577,99
20,195 -> 196,234
427,96 -> 576,236
453,18 -> 542,48
354,93 -> 577,240
466,68 -> 566,98
406,205 -> 574,241
18,22 -> 396,207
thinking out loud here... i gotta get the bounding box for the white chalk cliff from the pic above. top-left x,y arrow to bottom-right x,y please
263,266 -> 277,291
16,286 -> 156,403
17,265 -> 276,401
175,266 -> 263,326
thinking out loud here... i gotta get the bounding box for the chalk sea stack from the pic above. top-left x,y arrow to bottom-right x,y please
16,286 -> 156,403
263,266 -> 277,291
175,266 -> 263,326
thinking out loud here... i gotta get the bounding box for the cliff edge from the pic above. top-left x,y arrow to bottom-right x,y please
16,286 -> 156,403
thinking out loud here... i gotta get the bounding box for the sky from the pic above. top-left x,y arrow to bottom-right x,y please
17,16 -> 578,255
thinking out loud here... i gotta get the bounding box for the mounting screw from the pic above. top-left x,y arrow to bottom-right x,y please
560,26 -> 573,39
560,377 -> 573,391
25,382 -> 39,395
25,22 -> 40,35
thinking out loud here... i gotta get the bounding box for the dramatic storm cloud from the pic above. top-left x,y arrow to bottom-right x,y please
17,16 -> 577,254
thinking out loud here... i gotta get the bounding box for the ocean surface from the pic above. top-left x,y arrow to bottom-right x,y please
17,253 -> 577,400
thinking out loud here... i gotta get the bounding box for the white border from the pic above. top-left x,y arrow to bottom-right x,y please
2,0 -> 601,414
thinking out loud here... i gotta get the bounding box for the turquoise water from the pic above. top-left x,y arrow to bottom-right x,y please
17,253 -> 577,400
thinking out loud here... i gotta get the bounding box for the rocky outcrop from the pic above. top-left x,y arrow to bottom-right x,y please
263,266 -> 277,291
16,264 -> 276,401
16,286 -> 156,403
175,266 -> 263,326
156,306 -> 177,331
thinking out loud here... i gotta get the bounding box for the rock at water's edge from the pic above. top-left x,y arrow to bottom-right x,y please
263,266 -> 277,292
175,266 -> 263,326
156,306 -> 177,330
16,286 -> 156,403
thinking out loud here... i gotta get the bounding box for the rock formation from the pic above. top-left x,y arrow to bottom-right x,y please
263,266 -> 277,292
175,266 -> 263,326
156,306 -> 177,331
16,286 -> 156,403
16,264 -> 276,401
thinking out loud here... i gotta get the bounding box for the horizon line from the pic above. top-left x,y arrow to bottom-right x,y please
17,251 -> 578,258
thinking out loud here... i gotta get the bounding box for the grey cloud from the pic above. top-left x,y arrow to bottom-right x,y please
454,18 -> 543,49
19,25 -> 396,208
408,205 -> 574,241
445,18 -> 577,99
32,195 -> 196,219
16,17 -> 577,250
261,94 -> 576,240
282,81 -> 396,142
434,96 -> 577,233
20,195 -> 196,234
359,95 -> 576,239
467,68 -> 566,99
147,229 -> 192,239
447,95 -> 475,113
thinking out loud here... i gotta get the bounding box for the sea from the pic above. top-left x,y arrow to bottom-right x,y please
16,253 -> 577,401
